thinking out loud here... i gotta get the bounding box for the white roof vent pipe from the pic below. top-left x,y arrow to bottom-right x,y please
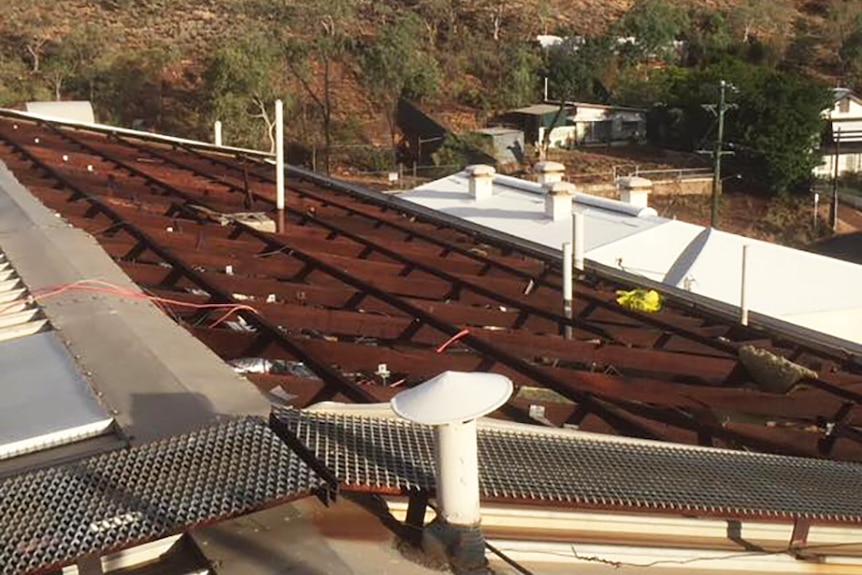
466,165 -> 496,201
391,371 -> 513,574
544,181 -> 576,221
535,160 -> 565,185
617,176 -> 652,209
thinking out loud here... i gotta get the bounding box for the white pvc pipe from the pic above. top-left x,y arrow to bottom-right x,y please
214,120 -> 222,147
740,245 -> 750,326
275,99 -> 285,211
435,420 -> 481,526
573,212 -> 585,271
563,242 -> 573,340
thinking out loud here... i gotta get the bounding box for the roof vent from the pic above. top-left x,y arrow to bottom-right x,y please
535,160 -> 565,185
543,181 -> 576,221
465,165 -> 496,201
392,371 -> 513,574
617,176 -> 652,208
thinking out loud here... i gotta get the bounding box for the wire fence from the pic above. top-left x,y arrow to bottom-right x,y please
341,163 -> 468,190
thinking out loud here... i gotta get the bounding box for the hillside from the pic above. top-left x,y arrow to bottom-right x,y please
0,0 -> 856,152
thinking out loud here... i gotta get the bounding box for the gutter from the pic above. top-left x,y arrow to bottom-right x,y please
386,501 -> 862,571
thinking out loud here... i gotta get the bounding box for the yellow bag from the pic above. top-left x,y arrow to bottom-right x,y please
615,289 -> 662,312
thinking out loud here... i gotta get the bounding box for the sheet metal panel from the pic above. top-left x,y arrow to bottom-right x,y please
0,331 -> 114,460
274,408 -> 862,524
0,417 -> 319,575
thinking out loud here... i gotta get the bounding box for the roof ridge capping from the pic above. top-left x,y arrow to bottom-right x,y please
492,173 -> 659,218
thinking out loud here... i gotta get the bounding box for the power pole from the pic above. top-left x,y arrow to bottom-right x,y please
700,80 -> 735,229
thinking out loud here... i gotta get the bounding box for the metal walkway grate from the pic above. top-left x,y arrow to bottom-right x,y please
274,407 -> 862,524
0,417 -> 320,575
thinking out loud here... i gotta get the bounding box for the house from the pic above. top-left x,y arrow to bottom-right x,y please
2,108 -> 862,574
400,164 -> 862,346
815,88 -> 862,178
499,102 -> 647,150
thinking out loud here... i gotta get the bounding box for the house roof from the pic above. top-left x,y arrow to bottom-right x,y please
3,108 -> 862,571
0,110 -> 860,462
400,171 -> 862,347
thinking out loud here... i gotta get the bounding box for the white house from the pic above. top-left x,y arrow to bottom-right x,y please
815,88 -> 862,178
500,102 -> 647,150
400,166 -> 862,346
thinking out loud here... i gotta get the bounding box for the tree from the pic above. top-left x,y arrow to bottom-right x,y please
96,44 -> 178,129
728,0 -> 795,50
204,34 -> 288,151
360,13 -> 440,158
615,0 -> 689,64
646,60 -> 830,195
282,0 -> 360,174
732,70 -> 830,195
542,37 -> 613,155
6,0 -> 54,73
839,15 -> 862,88
0,51 -> 28,107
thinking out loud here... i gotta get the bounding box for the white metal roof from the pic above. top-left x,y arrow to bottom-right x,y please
400,170 -> 862,345
0,331 -> 114,460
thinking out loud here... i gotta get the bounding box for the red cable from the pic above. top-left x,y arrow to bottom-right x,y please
1,279 -> 258,327
435,328 -> 470,353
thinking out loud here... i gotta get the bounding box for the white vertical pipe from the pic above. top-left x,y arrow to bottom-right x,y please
740,244 -> 750,326
573,211 -> 585,271
563,242 -> 573,340
275,99 -> 285,211
435,420 -> 481,526
214,120 -> 222,147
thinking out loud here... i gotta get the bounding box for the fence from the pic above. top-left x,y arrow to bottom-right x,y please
341,162 -> 467,191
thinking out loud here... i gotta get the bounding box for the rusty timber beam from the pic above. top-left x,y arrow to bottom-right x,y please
114,136 -> 623,344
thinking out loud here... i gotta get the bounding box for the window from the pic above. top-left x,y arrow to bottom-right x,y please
839,98 -> 851,114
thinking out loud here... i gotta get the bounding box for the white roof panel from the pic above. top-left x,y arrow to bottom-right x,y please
0,331 -> 113,460
402,170 -> 862,345
401,172 -> 665,252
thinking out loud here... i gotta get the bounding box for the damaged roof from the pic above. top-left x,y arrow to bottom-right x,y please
0,110 -> 860,466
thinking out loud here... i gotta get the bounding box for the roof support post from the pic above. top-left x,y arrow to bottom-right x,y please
573,211 -> 585,271
740,244 -> 750,326
214,120 -> 222,147
562,242 -> 573,340
405,490 -> 430,543
275,99 -> 285,212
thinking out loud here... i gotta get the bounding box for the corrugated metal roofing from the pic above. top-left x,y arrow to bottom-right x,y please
0,250 -> 47,343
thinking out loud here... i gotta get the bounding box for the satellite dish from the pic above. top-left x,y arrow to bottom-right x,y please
391,371 -> 513,425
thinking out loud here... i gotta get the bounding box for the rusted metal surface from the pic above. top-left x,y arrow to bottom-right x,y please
2,114 -> 862,460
